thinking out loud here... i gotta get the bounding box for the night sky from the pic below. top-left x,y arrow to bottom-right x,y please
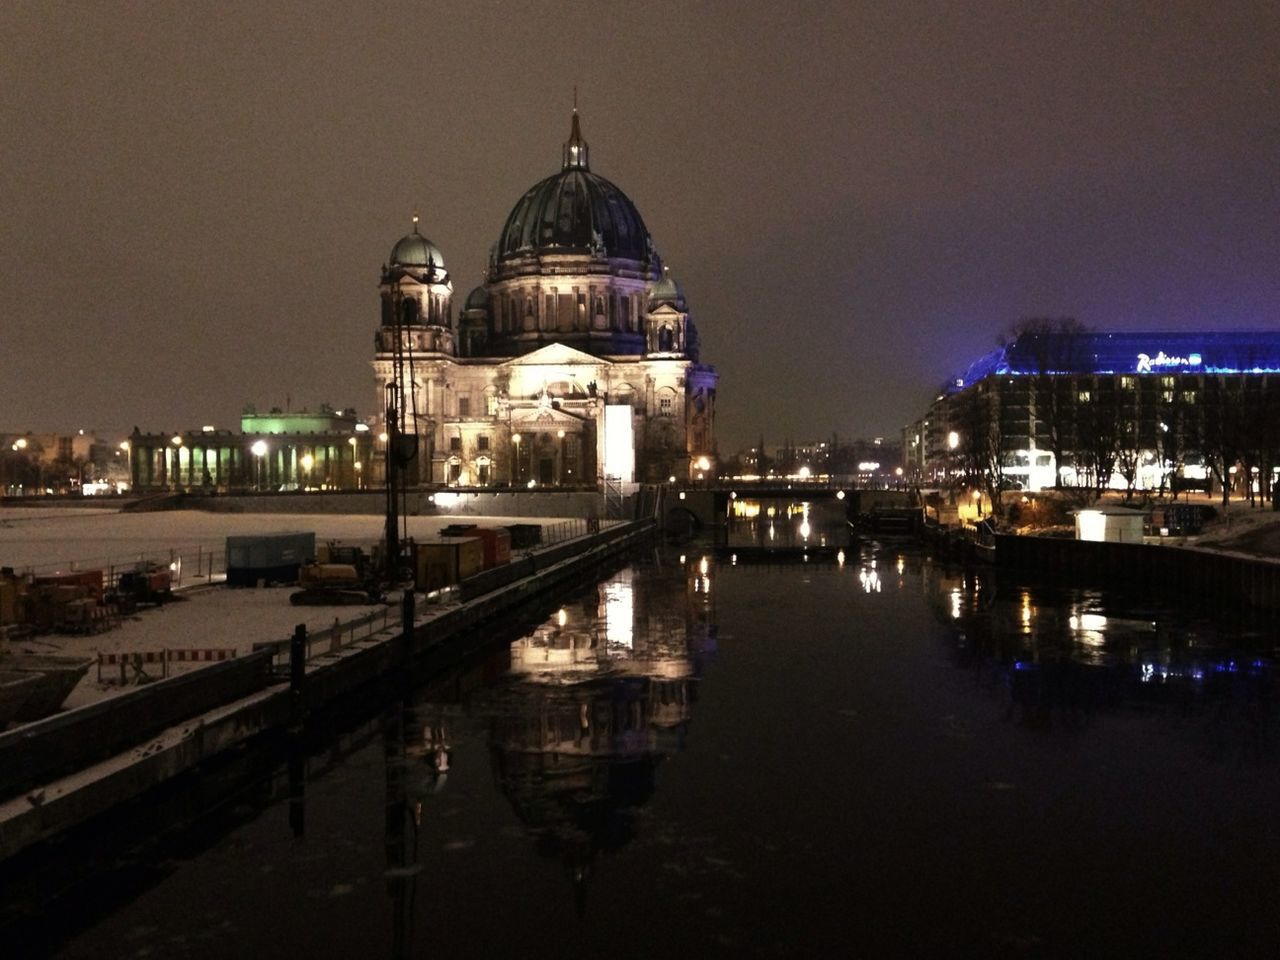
4,2 -> 1278,451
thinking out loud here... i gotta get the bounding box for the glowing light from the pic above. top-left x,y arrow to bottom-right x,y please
557,607 -> 567,627
696,456 -> 711,471
603,405 -> 635,482
799,520 -> 811,539
699,557 -> 709,576
251,440 -> 268,457
527,479 -> 536,488
300,454 -> 314,471
835,490 -> 845,500
797,465 -> 811,479
171,435 -> 183,446
948,431 -> 960,450
836,549 -> 846,567
512,433 -> 521,443
378,432 -> 389,443
557,429 -> 565,438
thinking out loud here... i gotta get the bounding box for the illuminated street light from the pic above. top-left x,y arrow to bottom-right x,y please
171,435 -> 183,446
251,439 -> 268,492
948,431 -> 960,450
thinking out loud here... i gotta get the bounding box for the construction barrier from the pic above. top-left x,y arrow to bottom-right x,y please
97,648 -> 238,684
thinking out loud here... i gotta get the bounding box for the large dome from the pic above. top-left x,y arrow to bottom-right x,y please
494,113 -> 657,266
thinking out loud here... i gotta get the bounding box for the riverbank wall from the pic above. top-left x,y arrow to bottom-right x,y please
0,520 -> 653,861
995,533 -> 1280,610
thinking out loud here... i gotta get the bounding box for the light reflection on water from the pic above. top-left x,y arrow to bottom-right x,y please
21,543 -> 1280,959
923,556 -> 1279,733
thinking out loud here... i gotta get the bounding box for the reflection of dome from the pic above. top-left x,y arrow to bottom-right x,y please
389,222 -> 447,275
494,112 -> 657,267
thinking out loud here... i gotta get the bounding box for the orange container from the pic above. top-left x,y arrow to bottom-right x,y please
33,569 -> 104,603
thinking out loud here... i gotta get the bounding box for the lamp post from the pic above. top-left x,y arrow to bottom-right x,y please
251,439 -> 268,492
511,433 -> 522,486
947,431 -> 960,505
300,453 -> 314,491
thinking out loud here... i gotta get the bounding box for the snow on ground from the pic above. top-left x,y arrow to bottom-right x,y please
0,507 -> 559,574
0,506 -> 568,711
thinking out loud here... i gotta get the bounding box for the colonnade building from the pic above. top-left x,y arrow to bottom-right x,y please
904,330 -> 1280,496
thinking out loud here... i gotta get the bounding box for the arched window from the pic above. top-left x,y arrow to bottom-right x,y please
401,297 -> 419,326
658,325 -> 674,352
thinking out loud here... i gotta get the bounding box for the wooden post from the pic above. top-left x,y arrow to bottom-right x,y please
401,588 -> 415,648
290,623 -> 307,693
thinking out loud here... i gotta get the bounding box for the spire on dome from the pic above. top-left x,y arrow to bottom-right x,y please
562,106 -> 590,171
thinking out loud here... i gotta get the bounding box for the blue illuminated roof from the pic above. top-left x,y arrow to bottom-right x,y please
949,331 -> 1280,391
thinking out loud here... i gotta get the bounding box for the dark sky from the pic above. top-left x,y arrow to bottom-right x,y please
3,2 -> 1278,451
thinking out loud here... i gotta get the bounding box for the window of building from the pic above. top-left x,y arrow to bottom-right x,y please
1162,390 -> 1174,403
1183,390 -> 1197,404
1120,376 -> 1135,390
1161,376 -> 1175,388
1077,390 -> 1091,403
659,397 -> 674,417
449,436 -> 461,452
478,435 -> 490,451
458,397 -> 470,418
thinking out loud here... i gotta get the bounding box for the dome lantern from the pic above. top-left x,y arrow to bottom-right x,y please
562,109 -> 589,171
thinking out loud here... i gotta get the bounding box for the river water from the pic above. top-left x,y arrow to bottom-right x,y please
6,541 -> 1280,958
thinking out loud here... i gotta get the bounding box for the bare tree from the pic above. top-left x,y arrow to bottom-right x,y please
1001,317 -> 1092,489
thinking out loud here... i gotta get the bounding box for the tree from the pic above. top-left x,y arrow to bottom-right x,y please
954,381 -> 1009,518
1002,317 -> 1091,489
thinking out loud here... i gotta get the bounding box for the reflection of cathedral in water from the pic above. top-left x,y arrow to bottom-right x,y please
405,556 -> 716,911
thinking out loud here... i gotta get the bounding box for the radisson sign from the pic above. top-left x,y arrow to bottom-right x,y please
1136,351 -> 1202,373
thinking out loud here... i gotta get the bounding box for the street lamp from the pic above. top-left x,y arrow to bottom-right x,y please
300,453 -> 314,490
251,439 -> 268,491
511,433 -> 522,485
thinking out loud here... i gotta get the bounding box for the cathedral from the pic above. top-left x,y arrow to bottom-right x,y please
372,111 -> 718,488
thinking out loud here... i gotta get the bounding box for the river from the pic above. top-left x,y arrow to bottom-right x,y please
5,540 -> 1279,958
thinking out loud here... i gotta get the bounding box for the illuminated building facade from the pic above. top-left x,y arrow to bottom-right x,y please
372,112 -> 718,488
905,331 -> 1280,497
129,407 -> 373,492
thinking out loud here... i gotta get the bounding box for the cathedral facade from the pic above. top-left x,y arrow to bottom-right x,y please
372,113 -> 717,488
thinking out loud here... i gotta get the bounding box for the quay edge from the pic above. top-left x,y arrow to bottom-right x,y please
0,520 -> 655,863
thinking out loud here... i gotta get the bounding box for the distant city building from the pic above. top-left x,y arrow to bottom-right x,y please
372,111 -> 718,488
1,430 -> 117,495
904,330 -> 1280,498
724,436 -> 903,487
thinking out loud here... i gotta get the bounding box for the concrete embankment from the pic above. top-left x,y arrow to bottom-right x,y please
0,520 -> 653,861
996,533 -> 1280,609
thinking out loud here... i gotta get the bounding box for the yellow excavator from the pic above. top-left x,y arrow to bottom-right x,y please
290,543 -> 386,606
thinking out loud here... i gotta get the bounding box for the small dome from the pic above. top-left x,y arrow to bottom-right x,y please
647,269 -> 684,309
464,285 -> 489,312
390,229 -> 446,271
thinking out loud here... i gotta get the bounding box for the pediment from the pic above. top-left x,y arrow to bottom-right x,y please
501,343 -> 607,369
509,405 -> 590,426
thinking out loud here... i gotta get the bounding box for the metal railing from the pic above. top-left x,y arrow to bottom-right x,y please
13,546 -> 227,592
